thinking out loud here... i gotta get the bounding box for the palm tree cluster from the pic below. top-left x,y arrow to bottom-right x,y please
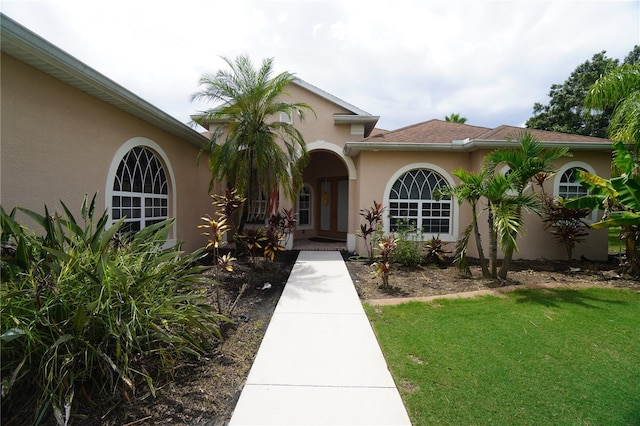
443,132 -> 570,280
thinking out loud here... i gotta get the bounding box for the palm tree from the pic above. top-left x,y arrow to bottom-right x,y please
484,131 -> 570,279
443,169 -> 490,277
585,63 -> 640,150
445,113 -> 468,124
191,56 -> 314,231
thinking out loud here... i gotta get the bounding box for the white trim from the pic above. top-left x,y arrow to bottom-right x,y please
306,140 -> 357,180
347,233 -> 356,252
382,163 -> 458,241
105,137 -> 178,245
554,161 -> 598,221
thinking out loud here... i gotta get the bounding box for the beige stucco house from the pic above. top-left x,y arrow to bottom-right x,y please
1,14 -> 214,253
2,14 -> 613,261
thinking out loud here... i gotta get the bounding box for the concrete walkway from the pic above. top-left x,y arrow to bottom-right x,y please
229,251 -> 412,425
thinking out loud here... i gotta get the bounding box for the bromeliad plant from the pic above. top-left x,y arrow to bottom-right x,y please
1,194 -> 226,426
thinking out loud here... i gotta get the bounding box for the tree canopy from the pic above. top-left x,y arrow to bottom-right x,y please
526,46 -> 639,138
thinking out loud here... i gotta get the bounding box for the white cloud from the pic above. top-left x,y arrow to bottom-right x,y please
2,0 -> 638,131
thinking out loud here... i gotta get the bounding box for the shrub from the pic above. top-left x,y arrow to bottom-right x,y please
390,219 -> 422,267
1,195 -> 226,425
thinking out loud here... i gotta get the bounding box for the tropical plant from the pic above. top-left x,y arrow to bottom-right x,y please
564,60 -> 640,276
1,195 -> 226,425
191,56 -> 314,233
437,169 -> 490,277
541,196 -> 591,264
269,207 -> 297,250
263,226 -> 286,261
199,190 -> 244,314
238,227 -> 267,265
423,235 -> 450,266
445,113 -> 468,124
566,142 -> 640,276
372,235 -> 398,288
484,131 -> 570,279
357,201 -> 385,260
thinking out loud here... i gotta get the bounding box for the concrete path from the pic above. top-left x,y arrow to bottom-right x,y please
229,251 -> 412,426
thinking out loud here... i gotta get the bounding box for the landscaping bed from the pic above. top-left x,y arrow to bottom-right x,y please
5,251 -> 638,425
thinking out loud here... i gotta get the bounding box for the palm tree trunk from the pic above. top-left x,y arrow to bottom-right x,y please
498,205 -> 522,280
488,206 -> 498,278
472,205 -> 490,277
498,245 -> 513,280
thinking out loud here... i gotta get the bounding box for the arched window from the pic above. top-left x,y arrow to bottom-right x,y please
389,169 -> 451,234
297,184 -> 312,229
558,167 -> 588,199
111,146 -> 169,234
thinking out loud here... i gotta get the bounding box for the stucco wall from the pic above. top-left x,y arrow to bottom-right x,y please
352,147 -> 612,261
1,53 -> 213,252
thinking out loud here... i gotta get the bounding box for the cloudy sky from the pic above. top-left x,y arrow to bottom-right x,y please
2,0 -> 638,131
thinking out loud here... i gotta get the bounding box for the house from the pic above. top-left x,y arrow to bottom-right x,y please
1,14 -> 214,253
2,14 -> 613,261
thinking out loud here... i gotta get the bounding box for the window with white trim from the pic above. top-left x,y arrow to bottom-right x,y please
297,184 -> 312,228
389,169 -> 451,234
279,111 -> 292,124
112,146 -> 168,234
558,167 -> 588,199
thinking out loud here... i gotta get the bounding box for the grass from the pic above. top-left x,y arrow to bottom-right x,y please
366,288 -> 640,425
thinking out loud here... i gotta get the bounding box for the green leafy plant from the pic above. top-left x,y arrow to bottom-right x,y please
390,219 -> 422,267
1,195 -> 226,425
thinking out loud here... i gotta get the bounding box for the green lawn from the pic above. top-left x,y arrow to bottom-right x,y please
366,288 -> 640,425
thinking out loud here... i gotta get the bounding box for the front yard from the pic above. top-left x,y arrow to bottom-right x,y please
366,287 -> 640,425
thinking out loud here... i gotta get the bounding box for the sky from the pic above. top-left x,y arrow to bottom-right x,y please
2,0 -> 639,132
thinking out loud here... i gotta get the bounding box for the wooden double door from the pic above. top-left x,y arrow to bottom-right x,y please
317,177 -> 349,240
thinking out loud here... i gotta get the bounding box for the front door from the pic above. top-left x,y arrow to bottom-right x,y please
317,177 -> 348,240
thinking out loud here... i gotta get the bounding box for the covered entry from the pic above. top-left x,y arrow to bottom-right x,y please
301,149 -> 349,241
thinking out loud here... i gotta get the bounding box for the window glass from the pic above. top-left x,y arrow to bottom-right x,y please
559,167 -> 588,199
389,169 -> 451,234
112,146 -> 169,234
298,185 -> 311,226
